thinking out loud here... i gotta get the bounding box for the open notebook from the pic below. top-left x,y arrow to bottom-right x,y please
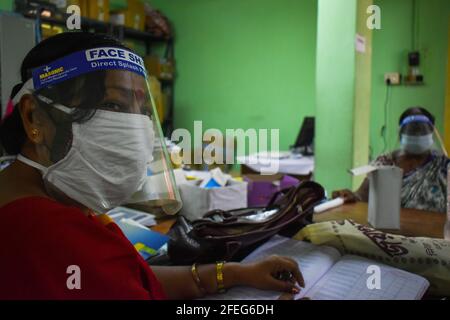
205,236 -> 429,300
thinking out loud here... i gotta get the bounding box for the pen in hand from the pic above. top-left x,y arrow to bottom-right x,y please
275,271 -> 294,282
275,271 -> 301,294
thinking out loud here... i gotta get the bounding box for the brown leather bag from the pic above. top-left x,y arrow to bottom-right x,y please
167,181 -> 325,265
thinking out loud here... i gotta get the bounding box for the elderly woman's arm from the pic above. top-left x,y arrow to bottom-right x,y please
355,178 -> 369,202
332,178 -> 369,203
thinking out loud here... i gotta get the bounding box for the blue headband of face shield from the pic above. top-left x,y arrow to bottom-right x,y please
33,47 -> 147,90
12,47 -> 147,105
400,115 -> 432,128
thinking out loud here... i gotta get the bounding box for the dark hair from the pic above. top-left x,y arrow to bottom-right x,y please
0,32 -> 131,156
399,107 -> 435,126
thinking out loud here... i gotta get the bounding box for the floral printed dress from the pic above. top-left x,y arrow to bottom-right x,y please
372,150 -> 449,213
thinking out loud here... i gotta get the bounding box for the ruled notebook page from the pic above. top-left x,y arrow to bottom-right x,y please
304,255 -> 430,300
204,236 -> 341,300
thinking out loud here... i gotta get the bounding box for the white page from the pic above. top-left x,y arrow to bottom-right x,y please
204,235 -> 341,300
305,255 -> 429,300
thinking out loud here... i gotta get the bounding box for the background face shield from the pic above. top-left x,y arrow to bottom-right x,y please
399,118 -> 434,136
398,115 -> 447,156
23,60 -> 182,215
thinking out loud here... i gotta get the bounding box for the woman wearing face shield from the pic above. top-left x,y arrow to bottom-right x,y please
0,33 -> 304,300
333,107 -> 449,213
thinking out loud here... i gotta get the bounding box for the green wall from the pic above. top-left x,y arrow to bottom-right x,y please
0,0 -> 317,151
315,0 -> 357,194
352,0 -> 373,189
151,0 -> 318,151
0,1 -> 13,11
370,0 -> 450,158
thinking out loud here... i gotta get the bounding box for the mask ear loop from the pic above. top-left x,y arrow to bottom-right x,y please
432,126 -> 448,157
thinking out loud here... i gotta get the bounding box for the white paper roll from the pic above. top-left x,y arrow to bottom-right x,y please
314,197 -> 344,214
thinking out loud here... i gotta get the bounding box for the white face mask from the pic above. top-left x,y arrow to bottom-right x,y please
17,109 -> 155,213
400,133 -> 434,155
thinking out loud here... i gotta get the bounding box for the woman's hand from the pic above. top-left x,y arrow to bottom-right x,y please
153,256 -> 304,300
236,255 -> 305,294
332,189 -> 359,203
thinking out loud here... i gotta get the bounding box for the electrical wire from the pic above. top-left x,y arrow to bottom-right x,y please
412,0 -> 416,50
381,83 -> 392,153
416,0 -> 420,51
412,0 -> 421,51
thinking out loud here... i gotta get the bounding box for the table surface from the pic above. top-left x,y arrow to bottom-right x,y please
152,202 -> 447,239
150,218 -> 176,234
314,202 -> 446,239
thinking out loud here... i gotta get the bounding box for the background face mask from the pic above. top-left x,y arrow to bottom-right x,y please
400,133 -> 434,155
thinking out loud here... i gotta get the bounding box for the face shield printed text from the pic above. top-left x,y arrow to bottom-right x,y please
39,66 -> 65,80
85,47 -> 144,67
31,48 -> 147,90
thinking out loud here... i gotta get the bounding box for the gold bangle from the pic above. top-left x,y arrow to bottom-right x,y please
191,263 -> 206,294
216,261 -> 226,293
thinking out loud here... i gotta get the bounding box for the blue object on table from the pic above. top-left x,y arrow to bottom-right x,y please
116,220 -> 169,260
203,178 -> 222,189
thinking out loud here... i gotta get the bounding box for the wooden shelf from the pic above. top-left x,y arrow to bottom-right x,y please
23,12 -> 172,43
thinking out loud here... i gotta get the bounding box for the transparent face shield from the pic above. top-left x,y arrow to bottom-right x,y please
398,115 -> 448,157
13,47 -> 182,216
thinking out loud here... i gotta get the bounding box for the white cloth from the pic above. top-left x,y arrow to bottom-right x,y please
237,152 -> 314,176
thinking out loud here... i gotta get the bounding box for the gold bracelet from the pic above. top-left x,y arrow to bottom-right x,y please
216,261 -> 226,293
191,263 -> 207,294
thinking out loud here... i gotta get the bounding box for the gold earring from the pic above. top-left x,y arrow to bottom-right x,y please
31,129 -> 39,137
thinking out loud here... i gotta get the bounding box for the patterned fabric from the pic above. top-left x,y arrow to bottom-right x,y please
372,150 -> 449,213
295,219 -> 450,296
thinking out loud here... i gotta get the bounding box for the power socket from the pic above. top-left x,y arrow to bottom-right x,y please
384,72 -> 401,85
